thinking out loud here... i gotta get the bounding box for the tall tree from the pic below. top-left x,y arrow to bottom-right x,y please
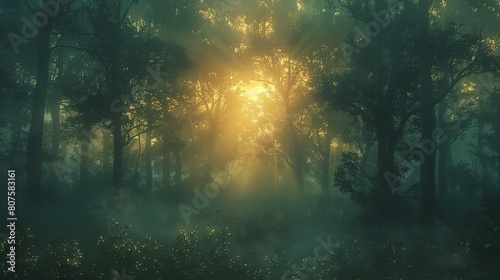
417,0 -> 437,222
26,21 -> 53,200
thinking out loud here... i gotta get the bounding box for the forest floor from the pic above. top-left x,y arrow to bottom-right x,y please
5,186 -> 500,279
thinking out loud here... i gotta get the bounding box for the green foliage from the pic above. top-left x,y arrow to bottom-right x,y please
2,221 -> 500,279
320,234 -> 408,280
0,227 -> 41,279
333,151 -> 375,204
171,225 -> 261,279
43,240 -> 85,279
320,230 -> 499,280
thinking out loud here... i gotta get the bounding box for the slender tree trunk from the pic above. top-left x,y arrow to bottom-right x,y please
49,52 -> 63,183
161,98 -> 171,188
110,61 -> 124,187
79,127 -> 91,191
360,144 -> 371,171
419,63 -> 437,222
173,144 -> 182,186
377,130 -> 390,194
145,131 -> 153,194
111,59 -> 127,188
384,134 -> 398,197
275,154 -> 281,187
282,94 -> 304,192
387,136 -> 397,180
162,138 -> 171,189
112,116 -> 123,187
418,0 -> 437,222
294,159 -> 305,191
134,132 -> 142,175
102,128 -> 111,179
26,24 -> 51,201
437,100 -> 449,197
285,120 -> 304,192
49,93 -> 61,183
110,50 -> 124,188
375,133 -> 392,212
438,140 -> 450,196
477,105 -> 489,187
9,108 -> 23,169
48,51 -> 64,187
320,150 -> 331,192
321,133 -> 333,192
109,18 -> 123,188
292,130 -> 305,192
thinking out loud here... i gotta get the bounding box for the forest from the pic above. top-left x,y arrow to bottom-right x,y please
0,0 -> 499,279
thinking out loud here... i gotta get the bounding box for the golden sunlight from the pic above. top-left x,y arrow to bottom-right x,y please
240,81 -> 273,102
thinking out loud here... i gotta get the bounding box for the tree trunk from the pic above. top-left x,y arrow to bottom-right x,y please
49,94 -> 61,183
418,0 -> 437,222
145,131 -> 153,194
79,128 -> 91,191
376,131 -> 390,194
360,142 -> 372,188
161,98 -> 171,188
283,115 -> 304,192
374,129 -> 393,211
291,127 -> 305,192
294,159 -> 305,191
102,128 -> 111,179
173,144 -> 182,186
419,66 -> 437,223
26,24 -> 51,201
48,50 -> 63,185
9,108 -> 23,169
162,138 -> 171,189
438,139 -> 450,196
437,100 -> 449,197
109,18 -> 123,188
321,133 -> 333,192
477,104 -> 489,188
112,116 -> 123,187
387,136 -> 397,181
360,144 -> 371,171
134,132 -> 142,175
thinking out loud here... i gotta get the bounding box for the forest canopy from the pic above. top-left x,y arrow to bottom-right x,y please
0,0 -> 499,279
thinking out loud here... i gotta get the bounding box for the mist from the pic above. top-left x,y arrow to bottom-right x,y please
0,0 -> 499,279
